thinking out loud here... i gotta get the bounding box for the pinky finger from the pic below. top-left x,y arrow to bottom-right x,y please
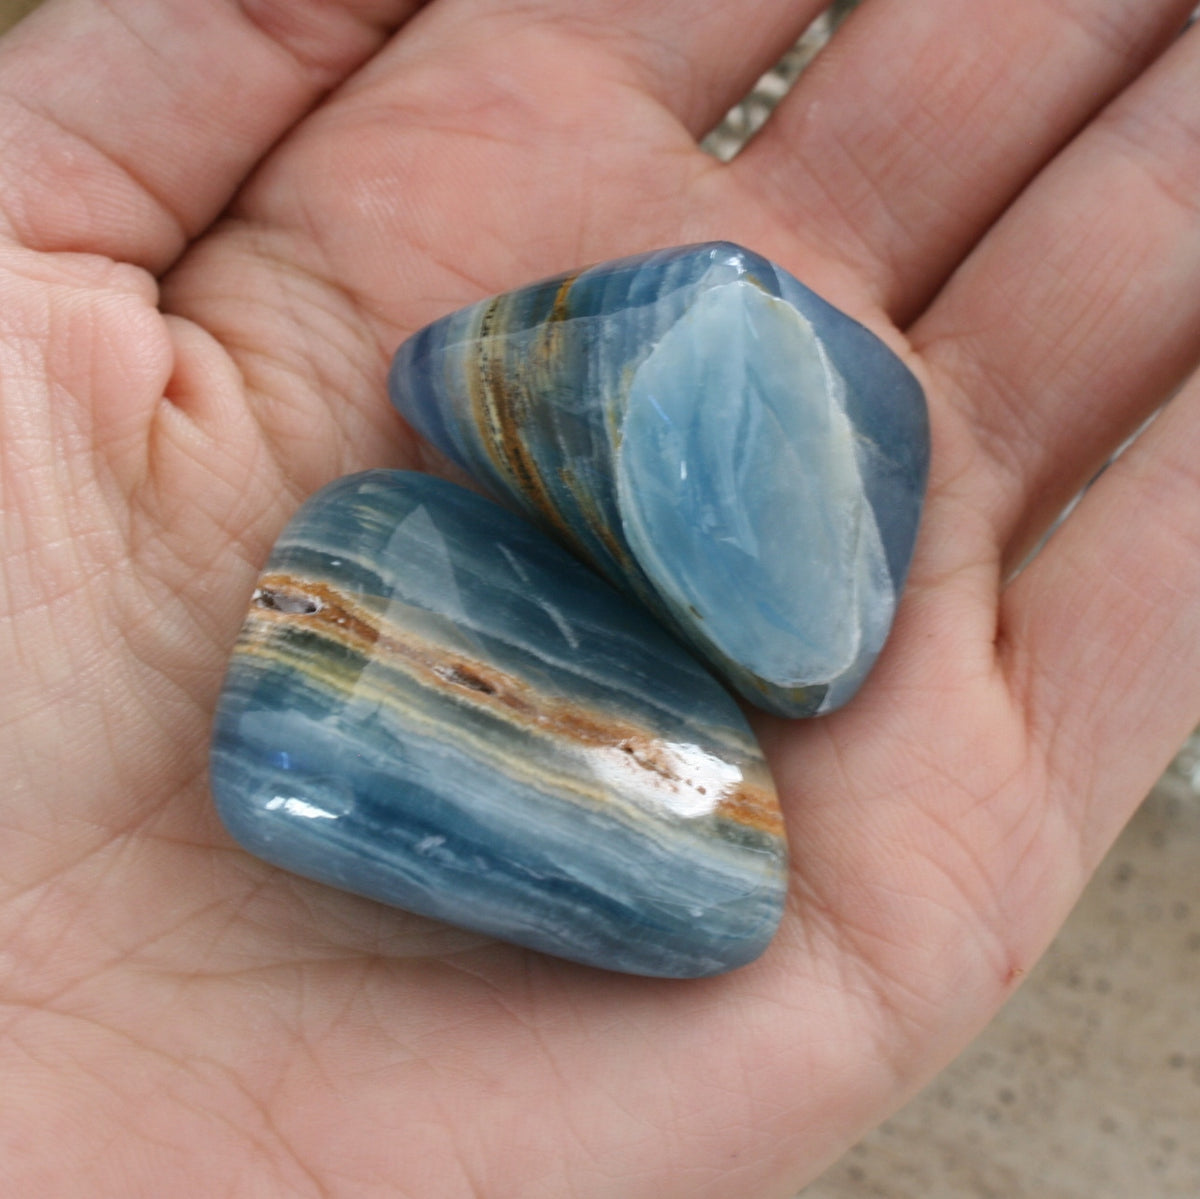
999,376 -> 1200,866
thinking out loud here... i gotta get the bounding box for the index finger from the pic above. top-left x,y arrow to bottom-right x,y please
0,0 -> 424,272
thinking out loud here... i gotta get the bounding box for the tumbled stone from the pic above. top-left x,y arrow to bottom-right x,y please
390,242 -> 929,717
210,471 -> 788,978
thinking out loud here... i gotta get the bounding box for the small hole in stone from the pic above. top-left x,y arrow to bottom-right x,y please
443,665 -> 496,695
254,587 -> 322,615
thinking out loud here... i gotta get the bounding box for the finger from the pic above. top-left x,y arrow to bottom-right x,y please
914,23 -> 1200,569
350,0 -> 831,142
0,0 -> 425,272
731,0 -> 1196,319
522,0 -> 831,138
999,371 -> 1200,868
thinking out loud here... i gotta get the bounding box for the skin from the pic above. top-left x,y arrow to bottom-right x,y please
1,0 -> 1199,1194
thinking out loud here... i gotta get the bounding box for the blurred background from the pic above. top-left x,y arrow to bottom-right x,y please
2,1 -> 1197,1195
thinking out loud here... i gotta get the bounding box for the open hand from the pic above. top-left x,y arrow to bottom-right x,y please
2,1 -> 1199,1193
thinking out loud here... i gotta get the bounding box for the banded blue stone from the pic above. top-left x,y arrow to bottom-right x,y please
211,471 -> 788,978
389,242 -> 929,717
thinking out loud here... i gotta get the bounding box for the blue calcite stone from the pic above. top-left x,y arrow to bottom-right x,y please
211,471 -> 787,978
389,242 -> 929,717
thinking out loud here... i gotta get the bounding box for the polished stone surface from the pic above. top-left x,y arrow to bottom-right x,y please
210,471 -> 788,977
390,242 -> 929,716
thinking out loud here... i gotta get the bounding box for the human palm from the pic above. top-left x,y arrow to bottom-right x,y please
3,0 -> 1199,1194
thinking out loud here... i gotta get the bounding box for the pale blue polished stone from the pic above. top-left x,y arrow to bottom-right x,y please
389,242 -> 929,716
211,471 -> 787,978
